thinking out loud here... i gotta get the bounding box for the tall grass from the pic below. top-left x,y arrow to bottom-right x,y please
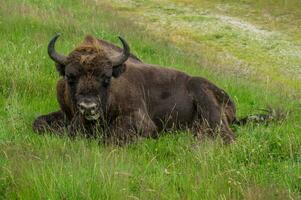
0,0 -> 300,199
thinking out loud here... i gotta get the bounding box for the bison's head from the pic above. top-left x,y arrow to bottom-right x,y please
48,33 -> 130,121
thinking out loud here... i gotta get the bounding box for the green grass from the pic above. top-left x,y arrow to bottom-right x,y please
0,0 -> 301,199
105,0 -> 301,95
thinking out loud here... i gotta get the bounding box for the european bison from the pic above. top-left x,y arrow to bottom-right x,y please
33,34 -> 259,144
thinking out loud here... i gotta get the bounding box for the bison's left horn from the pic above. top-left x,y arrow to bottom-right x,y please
111,36 -> 130,67
48,33 -> 68,65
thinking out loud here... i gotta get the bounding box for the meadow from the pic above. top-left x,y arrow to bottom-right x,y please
0,0 -> 300,199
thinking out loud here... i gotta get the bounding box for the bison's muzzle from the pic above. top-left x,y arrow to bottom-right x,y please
77,98 -> 101,121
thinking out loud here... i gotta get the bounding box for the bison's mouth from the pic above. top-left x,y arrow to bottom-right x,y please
84,113 -> 101,121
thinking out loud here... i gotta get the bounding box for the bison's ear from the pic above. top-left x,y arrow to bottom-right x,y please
55,63 -> 65,76
112,63 -> 127,78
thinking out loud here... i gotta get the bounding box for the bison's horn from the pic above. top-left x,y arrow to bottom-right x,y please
48,33 -> 67,65
111,36 -> 130,67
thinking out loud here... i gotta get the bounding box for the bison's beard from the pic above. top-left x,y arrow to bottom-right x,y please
68,112 -> 104,138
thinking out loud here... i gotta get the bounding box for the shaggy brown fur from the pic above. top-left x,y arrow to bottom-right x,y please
34,35 -> 238,144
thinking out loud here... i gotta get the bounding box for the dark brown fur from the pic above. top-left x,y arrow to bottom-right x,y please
33,36 -> 237,144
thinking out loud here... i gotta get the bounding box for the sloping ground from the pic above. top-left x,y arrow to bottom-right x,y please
101,0 -> 301,97
0,0 -> 301,199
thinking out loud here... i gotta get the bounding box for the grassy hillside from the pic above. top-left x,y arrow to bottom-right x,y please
105,0 -> 301,96
0,0 -> 300,199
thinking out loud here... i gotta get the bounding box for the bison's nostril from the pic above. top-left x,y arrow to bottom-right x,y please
78,102 -> 97,114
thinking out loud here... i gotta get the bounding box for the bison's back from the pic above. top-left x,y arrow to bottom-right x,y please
116,64 -> 195,129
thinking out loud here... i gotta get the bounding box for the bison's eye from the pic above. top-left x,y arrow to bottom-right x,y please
102,76 -> 111,87
65,74 -> 77,84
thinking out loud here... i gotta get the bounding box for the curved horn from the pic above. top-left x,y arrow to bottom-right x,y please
111,36 -> 130,67
48,33 -> 67,65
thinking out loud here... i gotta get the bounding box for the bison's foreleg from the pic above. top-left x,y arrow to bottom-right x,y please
33,110 -> 67,134
106,110 -> 157,145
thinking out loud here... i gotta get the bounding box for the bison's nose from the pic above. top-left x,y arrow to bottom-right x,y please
77,101 -> 98,115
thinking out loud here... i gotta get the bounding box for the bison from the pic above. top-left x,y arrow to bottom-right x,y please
33,34 -> 269,145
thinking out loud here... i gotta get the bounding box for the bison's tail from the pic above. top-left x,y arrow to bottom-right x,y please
232,107 -> 288,126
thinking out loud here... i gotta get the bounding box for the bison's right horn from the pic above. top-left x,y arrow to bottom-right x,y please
111,36 -> 130,67
48,33 -> 67,65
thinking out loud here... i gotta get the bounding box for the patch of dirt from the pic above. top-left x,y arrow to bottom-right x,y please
217,15 -> 273,37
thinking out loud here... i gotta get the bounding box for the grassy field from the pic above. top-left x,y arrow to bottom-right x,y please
105,0 -> 301,96
0,0 -> 301,199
